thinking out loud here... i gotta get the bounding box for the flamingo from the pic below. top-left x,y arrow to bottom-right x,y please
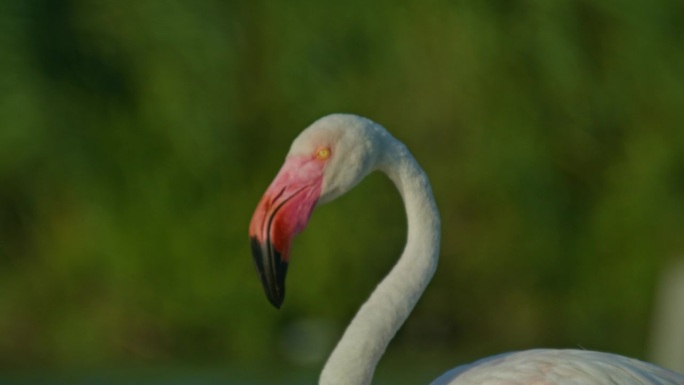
248,114 -> 684,385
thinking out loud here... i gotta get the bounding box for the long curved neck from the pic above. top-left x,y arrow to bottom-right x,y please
319,139 -> 441,385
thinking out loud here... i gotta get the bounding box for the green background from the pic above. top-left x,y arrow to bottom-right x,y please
1,0 -> 683,383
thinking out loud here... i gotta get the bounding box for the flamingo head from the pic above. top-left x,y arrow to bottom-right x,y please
249,114 -> 386,308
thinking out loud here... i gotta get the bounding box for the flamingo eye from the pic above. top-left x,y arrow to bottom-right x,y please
315,147 -> 331,160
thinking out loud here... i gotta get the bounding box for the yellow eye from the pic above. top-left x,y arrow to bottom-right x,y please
315,147 -> 331,160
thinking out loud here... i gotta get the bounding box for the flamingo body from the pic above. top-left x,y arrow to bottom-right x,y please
431,349 -> 683,385
249,114 -> 684,385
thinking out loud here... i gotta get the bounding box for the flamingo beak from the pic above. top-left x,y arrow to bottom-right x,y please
249,156 -> 325,308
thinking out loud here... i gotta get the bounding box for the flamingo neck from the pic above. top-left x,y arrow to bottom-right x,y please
319,140 -> 441,385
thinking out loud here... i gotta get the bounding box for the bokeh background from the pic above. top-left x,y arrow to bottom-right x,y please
1,0 -> 683,383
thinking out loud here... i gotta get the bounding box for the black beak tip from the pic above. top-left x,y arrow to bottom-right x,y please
267,293 -> 284,309
251,237 -> 288,309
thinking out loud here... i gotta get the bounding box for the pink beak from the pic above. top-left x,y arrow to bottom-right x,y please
249,155 -> 325,308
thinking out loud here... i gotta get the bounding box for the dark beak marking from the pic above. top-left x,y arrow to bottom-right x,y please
252,185 -> 307,308
251,237 -> 288,308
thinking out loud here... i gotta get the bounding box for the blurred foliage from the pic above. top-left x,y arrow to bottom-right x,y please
1,0 -> 683,381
